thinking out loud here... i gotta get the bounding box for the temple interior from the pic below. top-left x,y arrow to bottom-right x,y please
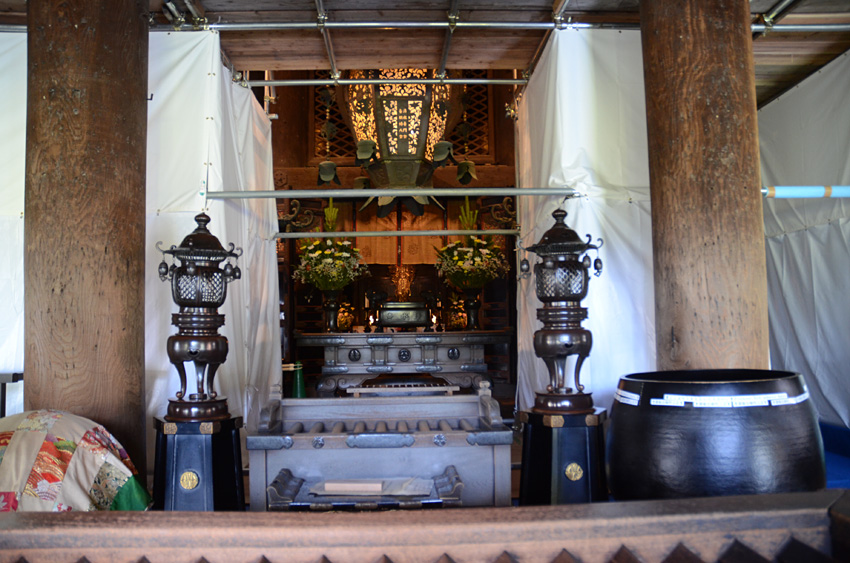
1,1 -> 850,561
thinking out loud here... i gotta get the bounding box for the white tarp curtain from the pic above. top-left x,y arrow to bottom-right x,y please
759,51 -> 850,428
515,29 -> 656,412
0,30 -> 281,465
145,30 -> 280,470
0,32 -> 26,413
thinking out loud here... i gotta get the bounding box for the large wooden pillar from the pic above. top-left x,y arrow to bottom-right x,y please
641,0 -> 769,370
25,0 -> 149,473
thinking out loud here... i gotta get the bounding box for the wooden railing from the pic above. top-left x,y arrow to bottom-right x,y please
1,489 -> 848,562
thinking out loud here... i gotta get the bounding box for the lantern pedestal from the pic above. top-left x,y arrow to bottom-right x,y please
166,396 -> 231,422
152,416 -> 245,511
533,391 -> 595,414
518,407 -> 607,505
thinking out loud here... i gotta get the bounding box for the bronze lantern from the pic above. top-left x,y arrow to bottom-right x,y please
526,208 -> 602,414
157,213 -> 242,421
518,208 -> 607,505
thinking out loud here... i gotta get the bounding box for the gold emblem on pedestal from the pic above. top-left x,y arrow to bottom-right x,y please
180,471 -> 200,490
565,462 -> 584,481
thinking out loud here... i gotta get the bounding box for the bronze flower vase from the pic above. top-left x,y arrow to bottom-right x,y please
462,287 -> 482,331
322,289 -> 341,333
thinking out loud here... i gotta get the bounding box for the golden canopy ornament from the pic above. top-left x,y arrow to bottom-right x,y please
336,69 -> 475,217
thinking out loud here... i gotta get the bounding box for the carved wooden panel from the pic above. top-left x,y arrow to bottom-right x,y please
1,490 -> 845,563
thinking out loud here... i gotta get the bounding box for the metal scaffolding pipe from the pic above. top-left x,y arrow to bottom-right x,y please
315,0 -> 339,79
0,21 -> 844,35
752,23 -> 850,33
763,0 -> 804,25
763,186 -> 850,198
437,0 -> 460,78
201,21 -> 559,32
536,0 -> 575,60
209,186 -> 850,201
206,187 -> 578,200
245,77 -> 527,87
275,229 -> 519,240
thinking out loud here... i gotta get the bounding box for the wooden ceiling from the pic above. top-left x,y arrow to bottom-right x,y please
1,0 -> 849,107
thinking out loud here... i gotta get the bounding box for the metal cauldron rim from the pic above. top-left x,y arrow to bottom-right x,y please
621,368 -> 799,385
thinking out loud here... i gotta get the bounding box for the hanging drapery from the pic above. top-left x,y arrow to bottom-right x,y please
0,32 -> 25,400
353,203 -> 464,265
515,29 -> 655,412
355,205 -> 399,264
145,30 -> 280,471
759,52 -> 850,428
401,206 -> 445,264
0,30 -> 280,463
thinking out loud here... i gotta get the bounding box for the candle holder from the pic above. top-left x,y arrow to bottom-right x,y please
156,213 -> 242,422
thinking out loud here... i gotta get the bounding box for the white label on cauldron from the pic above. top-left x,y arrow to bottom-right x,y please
614,389 -> 640,406
769,391 -> 810,406
647,391 -> 809,408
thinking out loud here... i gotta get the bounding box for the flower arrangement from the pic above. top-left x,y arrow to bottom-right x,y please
292,237 -> 368,291
434,198 -> 510,290
292,199 -> 368,291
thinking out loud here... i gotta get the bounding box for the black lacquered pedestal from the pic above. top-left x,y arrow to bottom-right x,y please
518,407 -> 608,505
152,417 -> 245,511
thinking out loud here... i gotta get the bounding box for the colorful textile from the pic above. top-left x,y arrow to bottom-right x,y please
0,410 -> 150,512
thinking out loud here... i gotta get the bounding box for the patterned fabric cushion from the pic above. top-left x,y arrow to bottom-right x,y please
0,410 -> 150,512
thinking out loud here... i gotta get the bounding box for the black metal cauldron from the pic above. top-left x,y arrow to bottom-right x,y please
606,369 -> 826,500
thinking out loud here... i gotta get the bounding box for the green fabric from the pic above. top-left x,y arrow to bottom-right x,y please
110,475 -> 151,511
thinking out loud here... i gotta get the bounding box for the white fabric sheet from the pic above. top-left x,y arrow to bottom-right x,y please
144,31 -> 280,470
0,30 -> 280,463
0,32 -> 26,414
759,52 -> 850,428
515,29 -> 656,412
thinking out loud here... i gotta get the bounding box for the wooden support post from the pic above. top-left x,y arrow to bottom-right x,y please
271,71 -> 312,168
641,0 -> 769,371
25,0 -> 149,475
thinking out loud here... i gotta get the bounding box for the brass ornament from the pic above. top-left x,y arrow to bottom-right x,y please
564,463 -> 584,482
543,415 -> 565,428
180,471 -> 200,490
